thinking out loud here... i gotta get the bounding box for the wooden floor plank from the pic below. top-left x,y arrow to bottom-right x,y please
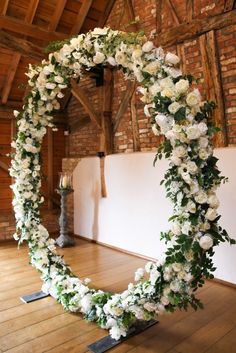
0,240 -> 236,353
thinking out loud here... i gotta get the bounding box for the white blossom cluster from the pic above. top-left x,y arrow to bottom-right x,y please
10,27 -> 229,341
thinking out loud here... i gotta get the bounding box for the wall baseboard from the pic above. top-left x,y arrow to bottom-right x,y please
73,234 -> 236,289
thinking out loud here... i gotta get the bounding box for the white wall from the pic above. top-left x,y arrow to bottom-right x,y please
73,148 -> 236,284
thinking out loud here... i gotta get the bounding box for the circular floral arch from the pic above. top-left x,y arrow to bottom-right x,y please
10,28 -> 234,340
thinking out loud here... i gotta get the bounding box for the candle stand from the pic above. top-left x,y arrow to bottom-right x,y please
55,188 -> 75,247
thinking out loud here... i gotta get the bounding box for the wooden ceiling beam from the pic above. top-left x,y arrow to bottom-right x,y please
166,0 -> 181,25
0,30 -> 44,60
156,8 -> 236,47
71,79 -> 101,128
25,0 -> 40,23
0,15 -> 67,42
70,0 -> 93,35
0,0 -> 9,15
49,0 -> 67,31
2,0 -> 40,105
98,0 -> 116,27
69,116 -> 91,133
1,53 -> 21,104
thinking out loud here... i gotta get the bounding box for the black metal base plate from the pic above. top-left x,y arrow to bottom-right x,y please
20,290 -> 50,303
87,320 -> 158,353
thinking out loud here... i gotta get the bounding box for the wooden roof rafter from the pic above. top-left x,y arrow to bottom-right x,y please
1,0 -> 40,104
70,0 -> 93,35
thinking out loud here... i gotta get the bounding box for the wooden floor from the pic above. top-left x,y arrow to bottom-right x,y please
0,239 -> 236,353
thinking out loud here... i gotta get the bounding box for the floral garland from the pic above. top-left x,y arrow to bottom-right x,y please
10,27 -> 235,340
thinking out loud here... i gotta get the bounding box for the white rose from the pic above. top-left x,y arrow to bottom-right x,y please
92,27 -> 108,35
106,56 -> 116,66
134,267 -> 145,281
170,280 -> 181,292
170,155 -> 181,166
144,302 -> 156,312
199,148 -> 210,160
198,122 -> 208,135
150,269 -> 160,285
199,136 -> 209,148
187,200 -> 196,213
208,194 -> 220,208
186,91 -> 200,107
187,161 -> 198,174
165,52 -> 180,65
200,221 -> 210,231
46,82 -> 56,90
149,82 -> 161,96
175,79 -> 189,94
115,51 -> 126,65
168,102 -> 181,114
13,110 -> 20,117
80,294 -> 92,313
172,263 -> 182,272
142,41 -> 154,52
205,207 -> 218,221
161,296 -> 170,306
173,145 -> 187,158
143,61 -> 160,75
93,51 -> 105,64
199,235 -> 214,250
132,48 -> 143,60
160,77 -> 174,89
161,87 -> 175,98
186,125 -> 201,140
195,191 -> 208,204
171,223 -> 181,236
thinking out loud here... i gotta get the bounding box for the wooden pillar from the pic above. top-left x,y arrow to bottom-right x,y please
100,68 -> 113,155
47,128 -> 54,209
199,30 -> 228,147
130,86 -> 140,152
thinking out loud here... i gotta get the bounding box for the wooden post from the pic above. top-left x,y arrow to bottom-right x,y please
100,68 -> 113,155
130,85 -> 140,152
47,128 -> 54,209
199,30 -> 228,147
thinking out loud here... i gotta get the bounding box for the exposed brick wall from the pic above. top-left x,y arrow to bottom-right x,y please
0,211 -> 59,241
66,0 -> 236,155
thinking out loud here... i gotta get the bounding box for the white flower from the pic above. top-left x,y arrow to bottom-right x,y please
106,56 -> 116,66
152,124 -> 159,135
199,148 -> 210,160
205,208 -> 218,221
182,221 -> 192,234
144,302 -> 156,312
187,200 -> 196,213
132,48 -> 143,60
45,82 -> 56,90
168,102 -> 181,114
195,191 -> 208,204
175,79 -> 189,94
199,235 -> 214,250
186,91 -> 200,107
208,194 -> 220,208
115,51 -> 127,65
199,137 -> 209,148
160,296 -> 170,306
186,125 -> 201,140
143,61 -> 160,75
93,52 -> 105,64
165,52 -> 180,65
145,262 -> 153,273
198,122 -> 208,135
160,77 -> 174,89
170,280 -> 181,292
150,268 -> 160,285
171,223 -> 181,236
13,110 -> 20,117
110,326 -> 126,340
80,294 -> 92,313
172,146 -> 187,158
149,82 -> 161,96
134,267 -> 145,281
170,155 -> 181,166
142,41 -> 154,52
187,161 -> 198,174
161,87 -> 175,98
172,263 -> 182,272
92,27 -> 109,35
